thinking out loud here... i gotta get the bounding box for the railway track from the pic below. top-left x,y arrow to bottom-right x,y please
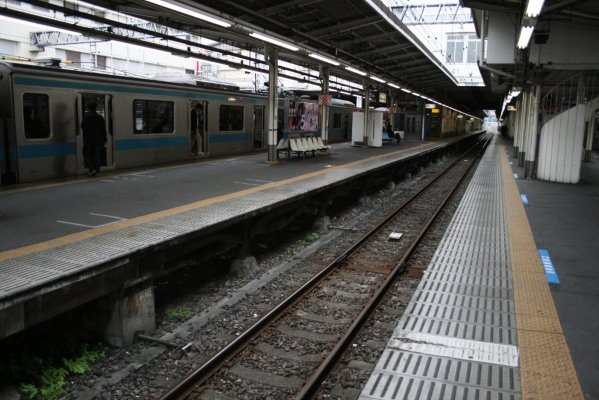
159,135 -> 492,399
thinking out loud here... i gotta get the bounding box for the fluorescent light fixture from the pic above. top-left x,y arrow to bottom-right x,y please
400,88 -> 412,94
308,53 -> 340,66
388,83 -> 400,89
345,66 -> 368,76
249,32 -> 299,51
525,0 -> 545,17
517,26 -> 535,49
143,0 -> 231,27
340,90 -> 352,95
0,15 -> 82,36
370,75 -> 385,83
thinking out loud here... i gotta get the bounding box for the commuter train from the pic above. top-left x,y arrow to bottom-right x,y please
0,62 -> 357,186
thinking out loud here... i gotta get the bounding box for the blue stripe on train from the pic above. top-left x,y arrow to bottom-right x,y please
115,136 -> 187,150
17,134 -> 252,158
210,133 -> 252,143
19,143 -> 76,158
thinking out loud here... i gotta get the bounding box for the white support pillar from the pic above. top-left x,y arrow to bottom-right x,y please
420,100 -> 426,141
266,48 -> 279,162
517,92 -> 530,166
512,97 -> 522,158
584,113 -> 594,162
319,66 -> 330,144
524,85 -> 541,178
363,85 -> 370,147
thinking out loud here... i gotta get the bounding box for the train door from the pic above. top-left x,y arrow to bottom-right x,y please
253,105 -> 265,149
76,93 -> 114,174
189,101 -> 207,155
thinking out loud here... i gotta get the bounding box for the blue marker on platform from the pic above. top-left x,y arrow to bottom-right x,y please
521,194 -> 528,204
538,249 -> 560,284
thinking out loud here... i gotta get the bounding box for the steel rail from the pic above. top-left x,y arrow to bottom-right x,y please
159,133 -> 491,400
294,134 -> 492,399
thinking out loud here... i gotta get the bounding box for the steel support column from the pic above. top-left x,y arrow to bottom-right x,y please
319,66 -> 330,144
266,48 -> 279,162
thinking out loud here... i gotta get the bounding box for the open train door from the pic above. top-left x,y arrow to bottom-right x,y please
253,105 -> 265,150
189,101 -> 208,155
76,93 -> 114,174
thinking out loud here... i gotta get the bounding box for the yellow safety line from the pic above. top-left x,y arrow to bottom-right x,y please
0,143 -> 431,262
499,144 -> 583,399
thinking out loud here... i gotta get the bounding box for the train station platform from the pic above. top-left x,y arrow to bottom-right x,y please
359,138 -> 597,399
0,136 -> 471,345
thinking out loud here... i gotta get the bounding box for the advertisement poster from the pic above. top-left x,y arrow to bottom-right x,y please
290,102 -> 319,132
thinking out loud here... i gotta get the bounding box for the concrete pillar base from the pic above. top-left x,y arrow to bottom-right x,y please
524,160 -> 535,179
0,303 -> 24,338
101,279 -> 155,347
268,144 -> 276,162
518,152 -> 525,167
512,146 -> 519,158
583,149 -> 592,162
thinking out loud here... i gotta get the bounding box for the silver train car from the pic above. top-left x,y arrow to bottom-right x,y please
0,62 -> 269,185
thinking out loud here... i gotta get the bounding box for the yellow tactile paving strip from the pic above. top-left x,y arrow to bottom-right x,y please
499,145 -> 583,400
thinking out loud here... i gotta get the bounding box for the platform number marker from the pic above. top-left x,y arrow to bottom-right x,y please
514,173 -> 519,179
538,249 -> 560,284
521,194 -> 528,204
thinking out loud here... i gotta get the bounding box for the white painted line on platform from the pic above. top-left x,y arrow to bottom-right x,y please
246,179 -> 273,183
57,220 -> 97,228
234,181 -> 262,186
58,213 -> 127,228
89,213 -> 126,220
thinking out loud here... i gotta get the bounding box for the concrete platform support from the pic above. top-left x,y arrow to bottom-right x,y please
102,279 -> 155,347
0,303 -> 24,338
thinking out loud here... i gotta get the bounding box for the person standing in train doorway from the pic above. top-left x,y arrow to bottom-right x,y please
190,103 -> 204,155
81,102 -> 107,176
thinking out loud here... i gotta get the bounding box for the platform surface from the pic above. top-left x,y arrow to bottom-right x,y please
360,138 -> 590,399
0,139 -> 447,305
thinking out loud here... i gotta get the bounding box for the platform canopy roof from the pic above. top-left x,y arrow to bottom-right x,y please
5,0 -> 599,118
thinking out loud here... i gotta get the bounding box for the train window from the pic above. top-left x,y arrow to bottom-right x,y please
219,105 -> 244,131
132,100 -> 174,134
23,93 -> 50,139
